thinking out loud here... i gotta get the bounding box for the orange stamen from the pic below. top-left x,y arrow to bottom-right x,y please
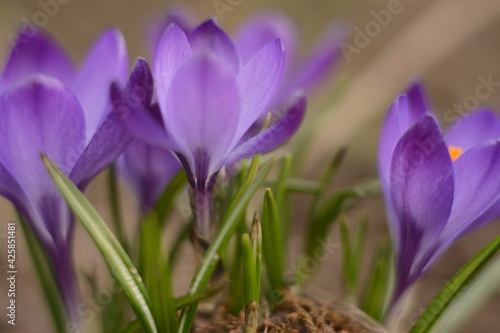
448,146 -> 463,162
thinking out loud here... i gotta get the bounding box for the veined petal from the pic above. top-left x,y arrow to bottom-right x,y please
188,19 -> 239,74
112,59 -> 171,149
389,115 -> 454,286
153,24 -> 192,113
0,76 -> 86,240
72,28 -> 129,139
378,83 -> 430,194
1,29 -> 76,90
147,5 -> 196,53
235,12 -> 298,65
293,21 -> 346,91
164,54 -> 240,183
443,140 -> 500,241
444,109 -> 500,152
70,111 -> 133,189
233,39 -> 285,146
223,94 -> 306,167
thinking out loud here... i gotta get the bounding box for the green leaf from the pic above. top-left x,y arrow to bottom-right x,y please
108,164 -> 130,253
139,213 -> 177,333
410,233 -> 500,333
262,188 -> 286,291
361,242 -> 393,322
177,158 -> 275,333
17,213 -> 67,332
251,213 -> 263,304
242,233 -> 257,304
348,215 -> 367,297
174,282 -> 228,310
154,170 -> 187,226
42,154 -> 157,333
433,255 -> 500,333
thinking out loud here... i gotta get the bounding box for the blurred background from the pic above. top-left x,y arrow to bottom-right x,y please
0,0 -> 500,332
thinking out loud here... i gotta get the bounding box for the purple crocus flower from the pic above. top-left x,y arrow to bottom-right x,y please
117,20 -> 306,236
0,29 -> 130,320
235,12 -> 346,108
379,82 -> 500,302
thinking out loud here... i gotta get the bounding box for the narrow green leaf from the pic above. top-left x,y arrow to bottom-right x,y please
139,213 -> 177,333
242,233 -> 257,304
262,188 -> 286,291
108,165 -> 130,253
339,217 -> 351,288
348,215 -> 367,297
433,255 -> 500,333
42,154 -> 157,333
17,213 -> 67,332
410,233 -> 500,333
177,159 -> 275,333
119,318 -> 141,333
251,213 -> 262,303
274,154 -> 292,208
361,243 -> 393,321
174,282 -> 228,310
309,147 -> 347,215
154,170 -> 187,226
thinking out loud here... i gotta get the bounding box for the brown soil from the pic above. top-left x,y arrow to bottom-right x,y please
195,290 -> 386,333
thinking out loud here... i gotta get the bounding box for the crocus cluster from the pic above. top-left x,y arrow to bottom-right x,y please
0,29 -> 131,319
379,83 -> 500,301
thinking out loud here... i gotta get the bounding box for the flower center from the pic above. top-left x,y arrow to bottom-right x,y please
448,145 -> 463,162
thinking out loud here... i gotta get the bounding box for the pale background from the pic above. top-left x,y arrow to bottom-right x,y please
0,0 -> 499,332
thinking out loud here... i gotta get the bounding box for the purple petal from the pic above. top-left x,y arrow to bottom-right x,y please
70,111 -> 133,189
164,54 -> 240,182
153,24 -> 192,113
235,12 -> 298,65
443,140 -> 500,241
0,76 -> 86,240
71,28 -> 129,139
1,29 -> 76,90
389,115 -> 454,289
119,139 -> 181,209
112,59 -> 171,149
444,109 -> 500,152
293,21 -> 346,92
223,94 -> 306,167
188,19 -> 239,74
147,5 -> 196,53
233,39 -> 285,145
378,83 -> 430,195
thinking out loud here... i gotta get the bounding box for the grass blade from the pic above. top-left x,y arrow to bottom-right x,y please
42,154 -> 156,333
262,188 -> 286,291
410,233 -> 500,333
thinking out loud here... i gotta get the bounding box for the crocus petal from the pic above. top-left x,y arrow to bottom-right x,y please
147,5 -> 196,52
293,21 -> 346,91
444,109 -> 500,152
233,39 -> 285,146
1,29 -> 76,91
0,76 -> 86,240
70,111 -> 133,189
119,140 -> 181,209
444,140 -> 500,240
112,59 -> 171,149
389,115 -> 454,287
188,19 -> 239,74
164,54 -> 240,184
153,24 -> 192,113
71,28 -> 129,139
235,12 -> 298,65
378,83 -> 430,192
223,94 -> 306,167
